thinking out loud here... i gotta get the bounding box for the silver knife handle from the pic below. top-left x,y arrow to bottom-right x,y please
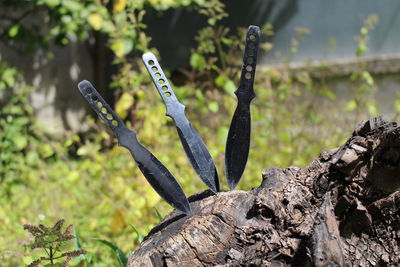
237,25 -> 260,101
78,80 -> 125,131
142,52 -> 185,118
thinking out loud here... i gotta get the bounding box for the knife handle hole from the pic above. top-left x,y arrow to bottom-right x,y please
247,57 -> 254,64
92,95 -> 98,101
165,92 -> 171,97
101,107 -> 107,114
245,72 -> 252,79
86,87 -> 92,94
155,73 -> 161,78
151,66 -> 158,72
249,34 -> 256,41
162,85 -> 168,91
246,65 -> 253,72
158,79 -> 165,84
112,120 -> 118,126
106,114 -> 113,120
148,60 -> 154,65
97,102 -> 103,108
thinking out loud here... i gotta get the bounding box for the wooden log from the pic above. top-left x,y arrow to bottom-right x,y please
128,117 -> 400,266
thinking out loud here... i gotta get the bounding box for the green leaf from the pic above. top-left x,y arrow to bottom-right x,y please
2,68 -> 17,86
221,38 -> 233,45
115,92 -> 134,119
194,89 -> 205,102
216,75 -> 238,95
278,132 -> 291,143
217,126 -> 228,143
73,229 -> 93,264
13,117 -> 29,126
361,71 -> 374,86
320,89 -> 336,100
60,37 -> 68,46
224,80 -> 236,95
76,146 -> 88,156
123,39 -> 134,55
101,20 -> 116,33
13,134 -> 28,150
190,53 -> 206,71
356,44 -> 367,57
40,0 -> 61,8
214,74 -> 227,87
8,24 -> 20,38
153,208 -> 163,220
40,144 -> 54,158
360,27 -> 368,36
368,104 -> 379,116
111,38 -> 134,58
64,138 -> 73,147
62,0 -> 82,11
345,100 -> 357,112
207,18 -> 216,25
88,13 -> 102,31
260,42 -> 273,52
26,151 -> 39,166
92,238 -> 127,267
128,223 -> 144,243
73,228 -> 82,249
208,101 -> 219,112
113,0 -> 127,12
395,99 -> 400,113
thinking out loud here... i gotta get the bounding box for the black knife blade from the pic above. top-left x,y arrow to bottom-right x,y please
225,25 -> 261,190
142,52 -> 219,193
77,80 -> 191,215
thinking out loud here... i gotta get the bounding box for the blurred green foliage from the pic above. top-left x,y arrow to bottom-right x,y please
0,1 -> 388,265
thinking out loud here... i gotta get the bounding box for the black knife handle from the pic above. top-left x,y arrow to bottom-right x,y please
142,52 -> 185,119
78,80 -> 192,214
236,25 -> 261,102
78,80 -> 125,131
225,25 -> 261,190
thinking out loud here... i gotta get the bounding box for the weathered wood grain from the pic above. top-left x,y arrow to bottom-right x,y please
128,117 -> 400,266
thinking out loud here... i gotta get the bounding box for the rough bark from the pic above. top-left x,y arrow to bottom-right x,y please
128,117 -> 400,267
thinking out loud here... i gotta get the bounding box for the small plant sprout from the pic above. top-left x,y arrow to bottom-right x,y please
23,219 -> 86,267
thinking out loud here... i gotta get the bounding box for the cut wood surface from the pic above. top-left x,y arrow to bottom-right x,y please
128,117 -> 400,267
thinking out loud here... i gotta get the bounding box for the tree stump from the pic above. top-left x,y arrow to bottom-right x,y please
128,117 -> 400,266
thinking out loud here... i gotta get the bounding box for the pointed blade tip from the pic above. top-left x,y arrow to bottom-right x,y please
203,168 -> 219,193
209,186 -> 218,194
211,176 -> 220,193
185,209 -> 192,216
226,173 -> 239,190
181,204 -> 192,215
